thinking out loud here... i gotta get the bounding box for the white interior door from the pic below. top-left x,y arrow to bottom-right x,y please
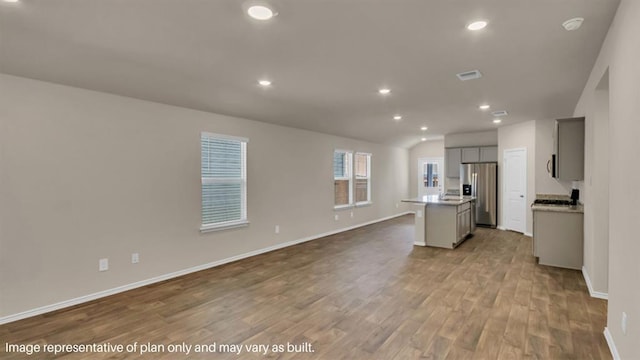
418,158 -> 444,197
504,148 -> 526,233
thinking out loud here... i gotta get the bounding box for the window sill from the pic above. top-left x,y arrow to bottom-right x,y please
355,201 -> 373,207
200,220 -> 250,233
333,204 -> 354,211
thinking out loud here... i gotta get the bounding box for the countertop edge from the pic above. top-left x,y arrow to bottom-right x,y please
402,197 -> 475,206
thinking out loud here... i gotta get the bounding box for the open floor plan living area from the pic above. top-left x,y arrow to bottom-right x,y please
1,1 -> 638,359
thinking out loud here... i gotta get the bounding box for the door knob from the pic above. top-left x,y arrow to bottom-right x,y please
520,195 -> 524,198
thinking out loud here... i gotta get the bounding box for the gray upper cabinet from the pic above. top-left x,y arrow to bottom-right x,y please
446,146 -> 498,178
555,117 -> 585,180
445,148 -> 461,178
480,146 -> 498,162
461,148 -> 480,163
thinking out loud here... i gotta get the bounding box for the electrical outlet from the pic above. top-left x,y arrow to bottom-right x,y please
622,312 -> 628,335
350,211 -> 354,218
99,258 -> 109,271
275,225 -> 280,234
334,214 -> 339,221
131,253 -> 139,264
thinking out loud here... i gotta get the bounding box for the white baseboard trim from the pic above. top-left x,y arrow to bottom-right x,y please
524,232 -> 533,237
582,266 -> 609,300
497,225 -> 506,231
0,211 -> 412,325
604,327 -> 620,360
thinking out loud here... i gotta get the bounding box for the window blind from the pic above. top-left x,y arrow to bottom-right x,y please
201,133 -> 247,230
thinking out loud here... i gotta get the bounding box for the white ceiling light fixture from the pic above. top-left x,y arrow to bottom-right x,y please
562,17 -> 584,31
421,137 -> 427,142
420,126 -> 428,131
493,119 -> 502,124
247,5 -> 275,20
3,0 -> 20,3
378,88 -> 391,95
258,79 -> 272,87
393,115 -> 402,121
467,20 -> 488,31
479,104 -> 490,110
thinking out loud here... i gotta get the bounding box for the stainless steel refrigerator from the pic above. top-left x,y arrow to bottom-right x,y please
460,163 -> 498,228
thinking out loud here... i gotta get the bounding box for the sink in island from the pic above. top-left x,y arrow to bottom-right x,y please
402,195 -> 476,249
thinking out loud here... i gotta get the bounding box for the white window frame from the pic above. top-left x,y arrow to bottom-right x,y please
333,149 -> 353,209
355,152 -> 372,206
200,132 -> 249,232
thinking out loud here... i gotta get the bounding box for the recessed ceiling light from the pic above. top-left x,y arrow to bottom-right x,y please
467,20 -> 488,31
421,137 -> 427,142
479,104 -> 490,110
393,115 -> 402,121
420,126 -> 428,131
378,88 -> 391,95
493,119 -> 502,124
3,0 -> 19,2
248,5 -> 275,20
258,79 -> 272,87
562,17 -> 584,31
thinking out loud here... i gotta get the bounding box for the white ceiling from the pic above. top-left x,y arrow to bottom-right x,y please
0,0 -> 619,148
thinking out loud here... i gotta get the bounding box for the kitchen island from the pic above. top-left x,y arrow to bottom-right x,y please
402,195 -> 475,249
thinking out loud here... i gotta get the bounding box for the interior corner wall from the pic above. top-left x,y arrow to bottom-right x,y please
497,121 -> 536,235
408,140 -> 445,198
0,74 -> 410,319
572,0 -> 639,358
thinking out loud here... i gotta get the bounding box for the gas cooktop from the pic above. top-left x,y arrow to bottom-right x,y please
533,199 -> 573,206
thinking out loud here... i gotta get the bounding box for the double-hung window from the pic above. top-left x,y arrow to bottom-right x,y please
355,152 -> 371,205
333,150 -> 352,208
333,150 -> 372,208
200,132 -> 248,232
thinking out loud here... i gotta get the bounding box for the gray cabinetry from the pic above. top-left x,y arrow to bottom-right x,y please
446,146 -> 498,179
445,148 -> 461,178
461,148 -> 480,163
533,209 -> 583,269
456,202 -> 472,242
554,117 -> 585,180
480,146 -> 498,162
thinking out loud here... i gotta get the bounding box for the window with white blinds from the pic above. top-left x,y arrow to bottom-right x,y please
355,152 -> 371,205
201,132 -> 248,232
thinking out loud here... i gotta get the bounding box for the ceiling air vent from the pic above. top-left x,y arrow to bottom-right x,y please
492,110 -> 508,117
456,70 -> 482,81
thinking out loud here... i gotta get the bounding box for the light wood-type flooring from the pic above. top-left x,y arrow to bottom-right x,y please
1,215 -> 610,359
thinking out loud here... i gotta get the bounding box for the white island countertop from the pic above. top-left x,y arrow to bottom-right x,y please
402,195 -> 475,206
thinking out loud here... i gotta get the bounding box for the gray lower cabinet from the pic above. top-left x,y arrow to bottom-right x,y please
533,209 -> 583,269
425,202 -> 473,249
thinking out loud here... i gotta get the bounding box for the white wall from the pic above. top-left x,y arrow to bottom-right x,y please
444,130 -> 498,148
408,140 -> 445,197
573,1 -> 638,357
498,121 -> 536,235
0,74 -> 410,319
